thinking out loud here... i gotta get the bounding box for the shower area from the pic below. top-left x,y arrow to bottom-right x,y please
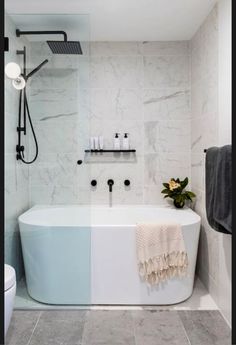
5,13 -> 92,307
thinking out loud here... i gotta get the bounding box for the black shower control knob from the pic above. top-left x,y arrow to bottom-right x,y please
124,179 -> 130,186
91,180 -> 97,186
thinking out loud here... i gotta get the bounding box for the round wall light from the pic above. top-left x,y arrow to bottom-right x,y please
5,62 -> 21,79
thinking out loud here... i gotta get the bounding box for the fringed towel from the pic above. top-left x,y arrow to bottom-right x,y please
136,222 -> 188,285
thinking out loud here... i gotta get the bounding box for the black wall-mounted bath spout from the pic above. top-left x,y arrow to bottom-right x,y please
107,179 -> 114,192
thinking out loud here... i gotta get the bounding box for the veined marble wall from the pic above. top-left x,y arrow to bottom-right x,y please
191,4 -> 231,326
5,15 -> 30,280
28,41 -> 191,205
28,42 -> 90,205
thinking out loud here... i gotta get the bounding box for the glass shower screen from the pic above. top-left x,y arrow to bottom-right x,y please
5,13 -> 92,306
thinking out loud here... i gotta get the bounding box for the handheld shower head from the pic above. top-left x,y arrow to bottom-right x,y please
26,59 -> 49,80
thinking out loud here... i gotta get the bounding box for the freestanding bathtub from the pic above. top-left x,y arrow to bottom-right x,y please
19,205 -> 201,305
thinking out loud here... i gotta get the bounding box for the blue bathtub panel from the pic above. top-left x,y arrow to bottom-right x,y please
20,225 -> 91,304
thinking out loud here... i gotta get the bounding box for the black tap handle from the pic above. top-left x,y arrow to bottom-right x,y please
91,180 -> 97,186
124,179 -> 130,186
107,179 -> 114,192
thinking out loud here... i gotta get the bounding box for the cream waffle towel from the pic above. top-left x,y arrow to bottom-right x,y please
136,222 -> 188,285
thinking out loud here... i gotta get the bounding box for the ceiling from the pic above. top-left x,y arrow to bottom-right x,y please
5,0 -> 217,41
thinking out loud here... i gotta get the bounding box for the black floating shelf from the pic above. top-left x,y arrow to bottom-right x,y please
85,149 -> 136,153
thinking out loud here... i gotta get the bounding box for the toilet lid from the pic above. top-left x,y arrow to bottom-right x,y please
5,264 -> 16,291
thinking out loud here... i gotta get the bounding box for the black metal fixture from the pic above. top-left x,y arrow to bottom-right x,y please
16,29 -> 83,55
77,160 -> 83,165
85,149 -> 136,153
204,149 -> 207,153
15,46 -> 49,163
91,180 -> 97,187
124,179 -> 130,186
107,179 -> 114,192
4,37 -> 9,51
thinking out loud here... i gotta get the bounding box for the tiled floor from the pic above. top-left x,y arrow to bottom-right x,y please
6,310 -> 231,345
15,278 -> 218,310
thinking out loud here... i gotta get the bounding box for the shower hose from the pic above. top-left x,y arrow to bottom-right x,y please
18,89 -> 38,164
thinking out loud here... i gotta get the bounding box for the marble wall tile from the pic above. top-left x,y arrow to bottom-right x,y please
144,153 -> 190,186
87,88 -> 143,122
144,120 -> 190,153
191,4 -> 231,326
29,154 -> 78,187
90,42 -> 141,56
90,56 -> 143,88
29,68 -> 79,90
191,78 -> 218,119
31,120 -> 79,154
191,114 -> 218,153
28,40 -> 190,209
143,88 -> 190,121
30,185 -> 79,206
143,185 -> 167,205
141,41 -> 189,56
191,153 -> 204,191
29,88 -> 78,122
143,55 -> 190,88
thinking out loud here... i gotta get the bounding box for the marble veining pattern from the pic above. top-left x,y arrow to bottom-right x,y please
191,4 -> 231,326
29,40 -> 190,206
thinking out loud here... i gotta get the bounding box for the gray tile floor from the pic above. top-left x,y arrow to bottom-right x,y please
5,310 -> 231,345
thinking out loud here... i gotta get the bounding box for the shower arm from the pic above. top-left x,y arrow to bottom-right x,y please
16,29 -> 67,42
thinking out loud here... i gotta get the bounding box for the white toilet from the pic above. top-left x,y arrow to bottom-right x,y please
5,264 -> 16,336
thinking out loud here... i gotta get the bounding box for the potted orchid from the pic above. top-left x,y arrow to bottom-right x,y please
161,177 -> 196,208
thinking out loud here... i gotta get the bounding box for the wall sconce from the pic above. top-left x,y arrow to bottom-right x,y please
5,62 -> 26,90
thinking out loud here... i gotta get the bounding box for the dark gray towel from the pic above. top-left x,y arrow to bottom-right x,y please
205,145 -> 232,234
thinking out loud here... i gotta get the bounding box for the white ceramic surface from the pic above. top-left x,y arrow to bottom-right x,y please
5,264 -> 16,335
19,205 -> 201,305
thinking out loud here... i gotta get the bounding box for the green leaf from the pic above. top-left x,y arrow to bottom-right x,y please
181,177 -> 188,189
161,189 -> 170,194
163,183 -> 169,189
164,195 -> 169,198
186,191 -> 196,198
185,193 -> 192,201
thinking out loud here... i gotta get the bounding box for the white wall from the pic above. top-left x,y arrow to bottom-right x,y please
191,1 -> 231,327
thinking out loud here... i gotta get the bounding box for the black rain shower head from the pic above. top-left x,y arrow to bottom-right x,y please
16,29 -> 83,55
47,40 -> 83,55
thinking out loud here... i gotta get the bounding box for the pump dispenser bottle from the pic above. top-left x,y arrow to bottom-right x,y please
122,133 -> 129,150
114,133 -> 120,150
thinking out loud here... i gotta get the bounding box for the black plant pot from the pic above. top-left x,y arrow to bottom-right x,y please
173,199 -> 185,209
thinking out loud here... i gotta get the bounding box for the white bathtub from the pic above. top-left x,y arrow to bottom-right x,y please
19,205 -> 201,305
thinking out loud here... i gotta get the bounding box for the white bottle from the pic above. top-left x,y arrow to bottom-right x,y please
122,133 -> 129,150
114,133 -> 120,150
99,136 -> 104,150
94,136 -> 99,150
90,137 -> 95,150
